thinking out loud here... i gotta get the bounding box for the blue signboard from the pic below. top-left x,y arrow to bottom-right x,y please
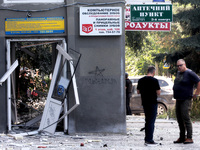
5,17 -> 65,35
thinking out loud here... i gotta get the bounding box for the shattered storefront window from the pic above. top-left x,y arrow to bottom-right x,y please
13,41 -> 54,127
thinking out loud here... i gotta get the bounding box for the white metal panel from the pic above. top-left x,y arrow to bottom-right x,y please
0,60 -> 18,85
6,40 -> 11,131
69,61 -> 80,105
42,100 -> 62,133
39,52 -> 63,134
56,45 -> 72,61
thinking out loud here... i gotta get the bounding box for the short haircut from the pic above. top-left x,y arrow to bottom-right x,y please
147,66 -> 156,74
177,59 -> 186,64
125,72 -> 128,78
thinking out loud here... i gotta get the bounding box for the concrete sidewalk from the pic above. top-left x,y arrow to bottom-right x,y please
126,116 -> 200,150
1,116 -> 200,150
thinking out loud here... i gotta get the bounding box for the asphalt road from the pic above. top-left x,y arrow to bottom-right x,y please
1,115 -> 200,150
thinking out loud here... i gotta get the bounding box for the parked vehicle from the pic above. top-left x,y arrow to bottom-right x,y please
129,76 -> 175,115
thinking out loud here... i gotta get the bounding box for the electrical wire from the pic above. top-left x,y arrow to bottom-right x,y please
0,1 -> 125,12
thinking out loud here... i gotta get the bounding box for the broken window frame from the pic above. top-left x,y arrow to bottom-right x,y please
6,38 -> 80,133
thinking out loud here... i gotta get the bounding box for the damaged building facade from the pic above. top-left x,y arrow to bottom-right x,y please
0,0 -> 126,134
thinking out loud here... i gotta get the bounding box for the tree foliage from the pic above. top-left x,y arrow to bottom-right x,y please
125,22 -> 183,76
125,31 -> 148,54
155,1 -> 200,74
125,32 -> 158,76
125,1 -> 200,76
125,3 -> 185,76
172,0 -> 200,6
17,42 -> 53,75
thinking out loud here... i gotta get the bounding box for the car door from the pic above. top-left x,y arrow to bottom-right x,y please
129,83 -> 143,112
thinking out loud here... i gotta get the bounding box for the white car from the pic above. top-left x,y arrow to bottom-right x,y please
129,76 -> 175,115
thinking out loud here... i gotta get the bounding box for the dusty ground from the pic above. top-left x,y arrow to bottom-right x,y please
1,115 -> 200,150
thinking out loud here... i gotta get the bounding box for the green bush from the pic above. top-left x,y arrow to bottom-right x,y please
167,107 -> 176,119
191,97 -> 200,121
157,112 -> 168,119
157,107 -> 176,119
166,97 -> 200,121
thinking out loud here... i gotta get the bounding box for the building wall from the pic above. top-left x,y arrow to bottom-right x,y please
67,0 -> 126,134
0,37 -> 7,132
0,0 -> 126,134
0,0 -> 67,133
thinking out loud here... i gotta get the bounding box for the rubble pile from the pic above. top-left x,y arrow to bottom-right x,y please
0,116 -> 200,150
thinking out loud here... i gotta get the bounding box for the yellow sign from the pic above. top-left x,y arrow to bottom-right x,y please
163,63 -> 170,69
5,17 -> 65,35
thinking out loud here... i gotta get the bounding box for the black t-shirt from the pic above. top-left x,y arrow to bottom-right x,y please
137,76 -> 160,105
173,69 -> 200,100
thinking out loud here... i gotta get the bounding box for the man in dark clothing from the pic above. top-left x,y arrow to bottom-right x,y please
173,59 -> 200,144
137,66 -> 161,146
125,73 -> 132,115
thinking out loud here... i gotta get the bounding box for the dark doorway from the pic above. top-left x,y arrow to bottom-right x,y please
10,41 -> 58,129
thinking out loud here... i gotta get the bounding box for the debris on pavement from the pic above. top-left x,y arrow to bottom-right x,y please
0,116 -> 200,149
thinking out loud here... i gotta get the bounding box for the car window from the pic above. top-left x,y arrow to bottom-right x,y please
130,79 -> 139,83
158,79 -> 169,87
130,79 -> 135,83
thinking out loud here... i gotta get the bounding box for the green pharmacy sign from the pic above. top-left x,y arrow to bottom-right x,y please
130,4 -> 172,22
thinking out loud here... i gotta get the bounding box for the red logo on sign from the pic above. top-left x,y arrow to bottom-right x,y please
82,24 -> 93,33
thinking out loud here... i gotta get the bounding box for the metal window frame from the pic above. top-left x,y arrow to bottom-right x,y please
6,38 -> 68,132
38,44 -> 80,134
0,60 -> 18,86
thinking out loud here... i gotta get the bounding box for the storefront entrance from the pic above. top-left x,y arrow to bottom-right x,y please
6,38 -> 77,133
